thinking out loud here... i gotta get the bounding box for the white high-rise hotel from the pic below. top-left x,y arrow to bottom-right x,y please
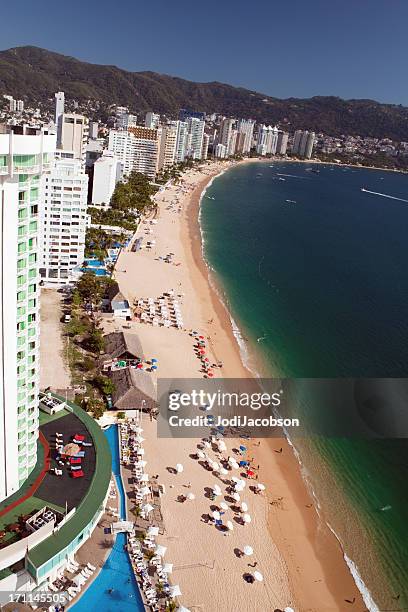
39,157 -> 88,285
0,124 -> 56,501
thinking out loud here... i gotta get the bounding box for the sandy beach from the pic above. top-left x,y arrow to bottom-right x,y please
107,160 -> 364,611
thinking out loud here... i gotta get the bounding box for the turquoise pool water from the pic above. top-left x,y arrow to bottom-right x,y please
71,425 -> 144,611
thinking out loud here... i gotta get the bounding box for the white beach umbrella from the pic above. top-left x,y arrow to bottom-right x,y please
241,502 -> 248,513
226,520 -> 234,531
135,435 -> 145,443
162,562 -> 173,574
155,544 -> 167,557
220,467 -> 229,476
140,474 -> 149,482
142,503 -> 154,514
138,486 -> 150,496
137,448 -> 145,455
284,608 -> 295,612
176,607 -> 190,612
203,441 -> 211,448
219,502 -> 228,511
253,571 -> 263,582
243,545 -> 253,556
206,458 -> 214,468
256,483 -> 266,491
231,460 -> 239,469
187,492 -> 195,500
135,460 -> 147,467
237,479 -> 246,488
170,585 -> 182,597
234,484 -> 244,493
231,492 -> 240,502
175,463 -> 184,473
211,462 -> 220,471
147,526 -> 159,536
231,476 -> 240,483
196,450 -> 205,459
243,513 -> 252,524
134,426 -> 143,433
212,510 -> 221,521
217,440 -> 227,452
213,484 -> 222,495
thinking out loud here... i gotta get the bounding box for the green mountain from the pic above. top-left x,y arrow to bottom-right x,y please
1,46 -> 407,140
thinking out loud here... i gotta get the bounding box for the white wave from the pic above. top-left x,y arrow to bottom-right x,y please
277,173 -> 309,179
361,188 -> 408,203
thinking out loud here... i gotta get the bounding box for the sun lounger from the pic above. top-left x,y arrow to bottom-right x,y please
87,562 -> 96,571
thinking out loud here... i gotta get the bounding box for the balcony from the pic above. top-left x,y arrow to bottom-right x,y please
0,165 -> 9,175
13,164 -> 40,174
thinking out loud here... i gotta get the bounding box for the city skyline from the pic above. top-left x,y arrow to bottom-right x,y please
1,0 -> 407,106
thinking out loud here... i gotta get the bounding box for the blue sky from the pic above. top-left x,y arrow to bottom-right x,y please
1,0 -> 406,105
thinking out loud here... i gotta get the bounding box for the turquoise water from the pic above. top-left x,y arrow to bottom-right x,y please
71,426 -> 143,612
200,162 -> 408,609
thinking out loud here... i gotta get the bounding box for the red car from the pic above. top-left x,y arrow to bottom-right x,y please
70,457 -> 82,465
71,470 -> 84,478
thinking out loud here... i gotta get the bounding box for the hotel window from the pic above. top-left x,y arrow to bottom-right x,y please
17,290 -> 26,302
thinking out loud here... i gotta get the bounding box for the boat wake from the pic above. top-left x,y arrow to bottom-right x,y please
277,173 -> 309,179
360,188 -> 408,203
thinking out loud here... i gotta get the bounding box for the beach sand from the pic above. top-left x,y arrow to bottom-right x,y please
109,160 -> 364,611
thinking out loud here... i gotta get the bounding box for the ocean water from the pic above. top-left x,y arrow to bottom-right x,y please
200,161 -> 408,609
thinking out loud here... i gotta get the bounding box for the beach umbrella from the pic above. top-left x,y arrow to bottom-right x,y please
176,607 -> 190,612
234,484 -> 244,492
151,365 -> 158,370
226,521 -> 234,531
284,608 -> 295,612
155,544 -> 167,557
217,440 -> 227,452
208,372 -> 214,378
247,469 -> 255,478
170,585 -> 182,597
135,435 -> 145,443
199,335 -> 205,339
147,526 -> 159,536
220,467 -> 229,476
219,502 -> 229,511
228,457 -> 237,467
231,492 -> 240,502
187,492 -> 195,500
137,448 -> 145,455
212,510 -> 221,521
134,426 -> 143,433
140,473 -> 149,482
142,503 -> 154,514
213,485 -> 222,496
243,513 -> 252,524
231,476 -> 240,483
239,445 -> 247,452
212,462 -> 220,471
175,463 -> 184,473
196,450 -> 205,459
243,545 -> 253,556
139,486 -> 150,496
162,562 -> 173,574
256,483 -> 266,491
151,358 -> 158,363
135,460 -> 147,467
241,502 -> 248,512
237,479 -> 246,488
137,363 -> 143,369
203,441 -> 211,448
253,571 -> 263,582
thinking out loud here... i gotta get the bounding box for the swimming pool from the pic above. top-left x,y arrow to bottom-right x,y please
70,425 -> 144,611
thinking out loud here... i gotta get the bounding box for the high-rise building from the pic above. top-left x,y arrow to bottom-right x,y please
116,112 -> 138,131
92,151 -> 122,206
276,131 -> 289,155
175,121 -> 188,163
108,128 -> 160,178
218,118 -> 235,151
256,125 -> 278,156
214,143 -> 227,158
59,113 -> 89,166
237,119 -> 255,154
292,130 -> 315,158
0,124 -> 56,501
89,121 -> 99,140
16,100 -> 24,113
158,122 -> 179,169
145,112 -> 160,129
201,133 -> 209,160
54,92 -> 65,146
186,117 -> 205,160
39,158 -> 88,285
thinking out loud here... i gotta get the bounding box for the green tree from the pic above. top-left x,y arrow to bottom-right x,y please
94,374 -> 116,396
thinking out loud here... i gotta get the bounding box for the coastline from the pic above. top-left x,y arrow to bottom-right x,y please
195,162 -> 367,610
109,160 -> 364,611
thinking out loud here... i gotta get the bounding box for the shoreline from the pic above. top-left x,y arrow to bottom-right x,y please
109,159 -> 365,611
193,162 -> 367,610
